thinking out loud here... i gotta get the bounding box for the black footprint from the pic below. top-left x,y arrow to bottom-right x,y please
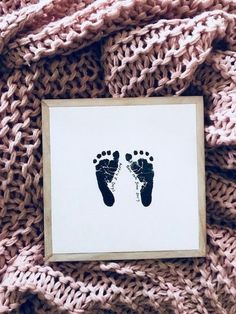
93,151 -> 119,207
126,151 -> 154,207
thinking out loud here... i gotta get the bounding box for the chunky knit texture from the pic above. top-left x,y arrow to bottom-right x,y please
0,0 -> 236,313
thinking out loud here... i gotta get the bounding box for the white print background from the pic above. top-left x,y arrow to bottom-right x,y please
49,103 -> 199,254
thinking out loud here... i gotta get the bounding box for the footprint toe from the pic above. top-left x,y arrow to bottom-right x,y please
150,156 -> 154,161
140,150 -> 143,154
145,152 -> 149,156
113,151 -> 119,159
97,154 -> 101,158
93,159 -> 97,164
102,151 -> 106,156
134,150 -> 138,155
125,153 -> 132,161
107,150 -> 111,155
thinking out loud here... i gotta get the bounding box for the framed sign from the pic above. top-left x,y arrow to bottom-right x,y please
42,96 -> 206,262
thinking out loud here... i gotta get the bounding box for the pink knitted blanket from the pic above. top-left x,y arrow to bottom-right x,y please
0,1 -> 236,313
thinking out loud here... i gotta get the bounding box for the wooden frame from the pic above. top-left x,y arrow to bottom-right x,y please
42,96 -> 206,262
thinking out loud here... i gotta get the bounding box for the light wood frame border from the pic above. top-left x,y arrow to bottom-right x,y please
42,96 -> 206,262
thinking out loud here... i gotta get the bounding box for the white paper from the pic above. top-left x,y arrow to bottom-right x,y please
49,103 -> 199,254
